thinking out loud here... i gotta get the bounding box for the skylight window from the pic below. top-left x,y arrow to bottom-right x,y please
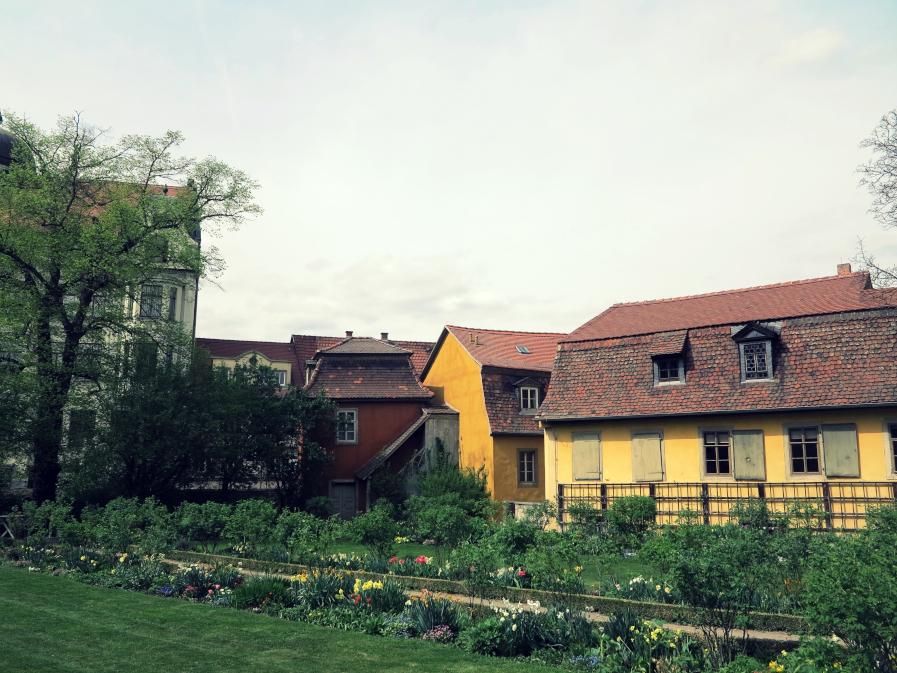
516,345 -> 531,354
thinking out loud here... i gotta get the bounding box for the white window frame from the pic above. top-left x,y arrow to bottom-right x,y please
139,284 -> 163,319
337,408 -> 358,444
697,426 -> 736,481
274,370 -> 287,386
739,340 -> 773,382
519,387 -> 539,412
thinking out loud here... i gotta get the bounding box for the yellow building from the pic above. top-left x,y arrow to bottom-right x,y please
194,338 -> 296,386
421,326 -> 565,512
538,265 -> 897,529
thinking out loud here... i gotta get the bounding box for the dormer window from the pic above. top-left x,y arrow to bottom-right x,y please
520,387 -> 539,411
732,322 -> 779,382
652,356 -> 684,385
516,345 -> 531,354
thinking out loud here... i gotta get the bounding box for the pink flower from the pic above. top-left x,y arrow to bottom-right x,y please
389,557 -> 398,562
215,584 -> 220,589
398,559 -> 404,564
208,589 -> 214,594
416,555 -> 427,564
518,570 -> 526,576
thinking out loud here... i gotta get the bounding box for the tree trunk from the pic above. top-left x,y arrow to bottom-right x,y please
30,405 -> 63,503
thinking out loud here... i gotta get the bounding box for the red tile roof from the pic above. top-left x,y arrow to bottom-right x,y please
421,326 -> 565,379
421,326 -> 566,436
540,310 -> 897,420
305,347 -> 434,400
291,334 -> 433,376
319,337 -> 413,356
195,338 -> 300,383
564,272 -> 892,343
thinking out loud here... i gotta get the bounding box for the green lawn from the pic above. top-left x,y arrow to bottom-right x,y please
0,566 -> 533,673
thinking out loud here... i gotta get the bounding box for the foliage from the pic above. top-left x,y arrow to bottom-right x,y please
175,501 -> 232,553
523,535 -> 585,596
273,509 -> 342,564
413,450 -> 495,519
802,521 -> 897,673
0,110 -> 260,503
605,495 -> 656,544
304,496 -> 333,519
368,466 -> 407,511
449,542 -> 503,600
406,589 -> 462,634
231,575 -> 291,611
519,499 -> 558,530
566,501 -> 604,536
223,499 -> 277,552
641,521 -> 768,667
485,516 -> 538,567
345,503 -> 399,559
169,562 -> 243,596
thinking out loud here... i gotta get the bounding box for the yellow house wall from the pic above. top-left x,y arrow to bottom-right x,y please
422,334 -> 494,495
492,435 -> 545,503
211,353 -> 292,385
545,408 -> 897,528
547,408 -> 895,486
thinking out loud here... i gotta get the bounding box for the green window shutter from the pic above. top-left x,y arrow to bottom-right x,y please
822,424 -> 860,477
732,430 -> 766,480
632,433 -> 663,481
572,433 -> 601,480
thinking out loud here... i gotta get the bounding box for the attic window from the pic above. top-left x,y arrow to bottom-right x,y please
520,387 -> 539,411
732,323 -> 778,382
652,356 -> 684,386
516,345 -> 531,354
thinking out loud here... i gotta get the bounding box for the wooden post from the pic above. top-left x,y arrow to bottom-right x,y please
701,483 -> 710,526
558,484 -> 566,532
821,482 -> 833,531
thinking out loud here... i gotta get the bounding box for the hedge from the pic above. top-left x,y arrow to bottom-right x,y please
159,549 -> 804,633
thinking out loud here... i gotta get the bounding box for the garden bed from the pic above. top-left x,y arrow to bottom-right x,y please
160,548 -> 805,633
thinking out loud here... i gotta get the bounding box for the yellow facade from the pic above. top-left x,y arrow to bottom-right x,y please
423,332 -> 546,503
210,351 -> 292,386
544,408 -> 897,528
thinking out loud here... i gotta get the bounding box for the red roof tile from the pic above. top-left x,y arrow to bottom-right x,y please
421,326 -> 566,436
305,350 -> 434,400
195,338 -> 300,383
291,334 -> 433,376
564,272 -> 893,342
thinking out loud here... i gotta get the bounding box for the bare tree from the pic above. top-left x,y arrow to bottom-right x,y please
854,109 -> 897,286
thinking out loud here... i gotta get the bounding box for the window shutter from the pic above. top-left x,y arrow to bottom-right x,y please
732,430 -> 765,480
822,424 -> 860,477
572,433 -> 601,480
632,433 -> 663,481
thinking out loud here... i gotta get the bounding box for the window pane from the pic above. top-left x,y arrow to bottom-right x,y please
719,460 -> 730,473
793,457 -> 804,472
806,458 -> 819,472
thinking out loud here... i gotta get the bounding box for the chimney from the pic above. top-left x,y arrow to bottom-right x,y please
380,332 -> 388,340
837,263 -> 852,276
345,330 -> 353,337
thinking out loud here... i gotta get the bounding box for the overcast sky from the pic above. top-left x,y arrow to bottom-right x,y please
6,1 -> 897,342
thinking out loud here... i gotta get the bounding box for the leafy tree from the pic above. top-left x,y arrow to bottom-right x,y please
63,346 -> 217,501
0,111 -> 260,502
345,503 -> 399,559
206,355 -> 337,509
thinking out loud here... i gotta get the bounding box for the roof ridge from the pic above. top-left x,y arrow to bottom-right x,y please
446,325 -> 566,337
610,273 -> 866,308
196,337 -> 292,345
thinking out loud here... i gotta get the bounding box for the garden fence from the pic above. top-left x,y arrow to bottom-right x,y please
557,481 -> 897,531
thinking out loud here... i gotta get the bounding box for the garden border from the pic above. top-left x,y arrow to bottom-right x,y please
160,549 -> 804,633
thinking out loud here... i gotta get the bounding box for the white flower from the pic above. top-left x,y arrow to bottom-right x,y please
512,624 -> 517,631
500,617 -> 505,623
557,612 -> 564,619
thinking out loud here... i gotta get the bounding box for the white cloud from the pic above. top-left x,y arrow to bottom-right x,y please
760,27 -> 845,68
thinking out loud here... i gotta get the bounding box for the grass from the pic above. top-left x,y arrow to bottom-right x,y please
0,566 -> 534,673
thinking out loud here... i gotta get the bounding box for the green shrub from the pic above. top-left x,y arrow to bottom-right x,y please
406,589 -> 461,634
802,531 -> 897,672
345,503 -> 399,559
304,496 -> 332,519
520,499 -> 558,530
223,499 -> 277,552
605,495 -> 655,542
566,501 -> 604,536
485,516 -> 538,566
231,575 -> 292,610
175,501 -> 232,553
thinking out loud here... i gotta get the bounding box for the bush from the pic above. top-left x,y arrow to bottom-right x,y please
231,575 -> 292,610
566,501 -> 604,536
304,496 -> 333,519
485,517 -> 538,566
406,589 -> 461,634
175,502 -> 232,553
345,503 -> 399,559
605,495 -> 655,543
802,530 -> 897,672
520,499 -> 558,530
223,499 -> 277,552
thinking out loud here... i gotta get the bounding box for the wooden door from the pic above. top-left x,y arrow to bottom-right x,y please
332,483 -> 357,520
